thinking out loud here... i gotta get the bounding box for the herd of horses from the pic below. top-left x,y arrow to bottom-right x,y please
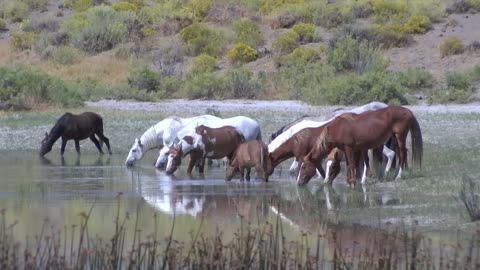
39,101 -> 423,187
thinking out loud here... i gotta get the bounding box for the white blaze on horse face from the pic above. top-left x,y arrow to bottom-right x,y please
324,160 -> 333,184
125,138 -> 143,165
155,146 -> 170,168
288,160 -> 298,174
166,153 -> 175,172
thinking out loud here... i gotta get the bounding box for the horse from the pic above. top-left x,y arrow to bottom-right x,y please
40,112 -> 112,157
125,115 -> 221,167
298,106 -> 423,186
270,101 -> 392,175
226,140 -> 272,182
165,125 -> 244,175
160,116 -> 261,170
268,120 -> 334,179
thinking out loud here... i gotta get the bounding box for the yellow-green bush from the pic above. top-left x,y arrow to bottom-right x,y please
6,1 -> 29,22
190,53 -> 217,73
368,23 -> 411,48
227,43 -> 257,64
465,0 -> 480,12
292,23 -> 315,42
404,15 -> 431,34
370,0 -> 409,20
10,31 -> 38,51
312,4 -> 353,29
288,46 -> 319,63
140,26 -> 156,38
439,37 -> 464,57
272,31 -> 299,55
182,0 -> 212,22
232,19 -> 264,48
64,0 -> 93,12
179,23 -> 225,56
112,2 -> 138,13
52,46 -> 84,65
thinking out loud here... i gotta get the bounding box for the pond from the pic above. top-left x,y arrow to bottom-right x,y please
0,107 -> 479,267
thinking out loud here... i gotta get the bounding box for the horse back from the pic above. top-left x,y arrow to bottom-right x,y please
231,140 -> 266,168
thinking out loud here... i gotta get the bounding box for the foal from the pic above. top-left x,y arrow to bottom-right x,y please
226,140 -> 272,182
40,112 -> 112,156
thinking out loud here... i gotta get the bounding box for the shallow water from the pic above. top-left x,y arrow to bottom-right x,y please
1,108 -> 480,264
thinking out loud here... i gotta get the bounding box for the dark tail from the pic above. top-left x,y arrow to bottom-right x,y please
410,116 -> 423,170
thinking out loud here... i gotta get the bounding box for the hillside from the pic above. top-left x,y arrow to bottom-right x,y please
0,0 -> 479,110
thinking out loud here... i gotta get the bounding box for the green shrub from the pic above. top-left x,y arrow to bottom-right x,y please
328,34 -> 383,74
232,19 -> 264,48
64,5 -> 139,53
152,41 -> 185,77
182,0 -> 212,22
439,37 -> 464,57
292,23 -> 315,42
227,43 -> 257,64
396,68 -> 434,89
183,72 -> 226,99
190,53 -> 217,73
0,65 -> 81,108
312,4 -> 353,29
10,32 -> 38,51
368,23 -> 411,48
465,0 -> 480,12
52,46 -> 84,65
112,1 -> 138,13
409,0 -> 445,22
179,23 -> 225,56
431,72 -> 473,103
288,46 -> 319,63
6,1 -> 29,22
0,18 -> 7,30
404,15 -> 431,33
272,31 -> 299,55
127,66 -> 160,93
23,0 -> 49,11
371,0 -> 409,21
224,67 -> 262,98
140,26 -> 156,38
64,0 -> 94,12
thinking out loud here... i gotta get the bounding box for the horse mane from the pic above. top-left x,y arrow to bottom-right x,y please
292,128 -> 312,147
338,113 -> 358,122
140,126 -> 161,150
45,113 -> 71,145
315,125 -> 332,156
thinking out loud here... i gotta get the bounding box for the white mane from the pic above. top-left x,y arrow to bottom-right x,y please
139,126 -> 161,150
268,119 -> 333,153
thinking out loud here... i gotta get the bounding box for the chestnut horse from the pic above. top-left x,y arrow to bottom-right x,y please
226,140 -> 272,182
40,112 -> 112,157
165,125 -> 244,175
298,106 -> 423,186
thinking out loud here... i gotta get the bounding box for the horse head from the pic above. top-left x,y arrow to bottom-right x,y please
39,132 -> 53,157
125,138 -> 144,166
166,143 -> 183,174
297,153 -> 317,185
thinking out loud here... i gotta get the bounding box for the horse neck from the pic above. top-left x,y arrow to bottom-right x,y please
269,139 -> 294,166
140,127 -> 161,150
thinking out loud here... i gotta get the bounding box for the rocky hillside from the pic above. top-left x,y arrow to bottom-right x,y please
0,0 -> 479,110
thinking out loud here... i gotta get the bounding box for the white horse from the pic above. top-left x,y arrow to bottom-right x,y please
125,115 -> 221,167
164,116 -> 262,173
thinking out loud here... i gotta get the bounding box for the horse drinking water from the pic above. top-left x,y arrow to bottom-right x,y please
298,106 -> 423,186
226,140 -> 272,182
39,112 -> 112,157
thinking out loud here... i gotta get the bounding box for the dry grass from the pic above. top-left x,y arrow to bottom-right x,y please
0,44 -> 129,84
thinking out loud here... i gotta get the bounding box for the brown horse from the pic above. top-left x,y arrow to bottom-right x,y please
268,124 -> 329,179
165,125 -> 244,175
40,112 -> 112,157
298,106 -> 423,186
226,140 -> 272,182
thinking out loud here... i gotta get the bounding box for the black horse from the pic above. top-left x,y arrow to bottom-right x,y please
40,112 -> 112,156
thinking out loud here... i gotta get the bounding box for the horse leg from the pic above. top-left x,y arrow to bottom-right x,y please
361,150 -> 369,185
74,140 -> 80,155
97,133 -> 112,155
394,133 -> 408,180
344,147 -> 355,187
239,167 -> 245,181
383,145 -> 395,174
245,167 -> 251,182
187,157 -> 196,174
90,135 -> 104,154
60,138 -> 67,156
198,157 -> 206,174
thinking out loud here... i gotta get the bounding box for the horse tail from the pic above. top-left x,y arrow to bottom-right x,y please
410,115 -> 423,170
256,128 -> 262,141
